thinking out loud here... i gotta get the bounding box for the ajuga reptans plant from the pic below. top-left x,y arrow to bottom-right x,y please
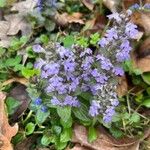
32,9 -> 139,123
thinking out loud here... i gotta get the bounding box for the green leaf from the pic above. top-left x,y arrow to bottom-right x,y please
60,128 -> 72,143
146,87 -> 150,95
76,37 -> 89,48
142,99 -> 150,108
55,141 -> 68,150
6,97 -> 21,115
73,103 -> 92,124
11,133 -> 25,145
25,122 -> 35,135
130,113 -> 140,123
0,0 -> 6,7
26,62 -> 33,69
57,106 -> 71,122
40,34 -> 49,44
133,69 -> 142,75
88,126 -> 97,143
41,134 -> 56,146
20,36 -> 28,45
109,128 -> 123,138
5,55 -> 22,67
44,19 -> 56,32
79,92 -> 93,101
0,48 -> 6,57
90,33 -> 100,45
36,109 -> 50,124
63,35 -> 75,48
52,125 -> 62,135
142,73 -> 150,85
21,68 -> 39,79
60,116 -> 72,128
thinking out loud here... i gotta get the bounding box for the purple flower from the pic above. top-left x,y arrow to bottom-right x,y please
130,3 -> 140,9
89,100 -> 101,117
41,105 -> 48,112
69,77 -> 79,92
117,51 -> 130,62
44,63 -> 60,75
95,74 -> 108,84
105,28 -> 118,41
120,40 -> 132,52
98,55 -> 113,71
125,22 -> 139,39
63,60 -> 76,72
33,44 -> 45,53
107,13 -> 122,22
144,3 -> 150,9
103,107 -> 116,123
45,84 -> 55,93
37,0 -> 42,11
49,75 -> 63,87
98,38 -> 109,48
91,69 -> 99,77
41,70 -> 49,79
56,44 -> 74,59
113,67 -> 124,76
34,58 -> 46,69
56,84 -> 67,94
80,48 -> 92,57
63,96 -> 80,107
51,97 -> 62,106
81,56 -> 94,70
111,99 -> 119,106
34,98 -> 42,105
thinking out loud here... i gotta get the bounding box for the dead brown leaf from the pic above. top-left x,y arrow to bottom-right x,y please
9,84 -> 30,123
132,38 -> 150,72
117,76 -> 128,97
2,77 -> 28,87
131,11 -> 150,36
0,92 -> 18,150
15,135 -> 37,150
0,0 -> 36,47
122,0 -> 139,9
81,0 -> 94,11
103,0 -> 121,12
55,12 -> 84,26
72,125 -> 139,150
83,14 -> 106,35
67,144 -> 89,150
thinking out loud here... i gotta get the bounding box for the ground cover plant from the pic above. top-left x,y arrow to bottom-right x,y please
0,0 -> 150,150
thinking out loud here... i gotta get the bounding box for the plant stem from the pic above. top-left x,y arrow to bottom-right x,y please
23,110 -> 33,124
126,94 -> 131,115
139,0 -> 143,7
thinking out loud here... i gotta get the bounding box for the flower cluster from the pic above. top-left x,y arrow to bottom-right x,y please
34,97 -> 48,112
37,0 -> 57,11
90,10 -> 139,122
33,10 -> 139,123
130,3 -> 150,10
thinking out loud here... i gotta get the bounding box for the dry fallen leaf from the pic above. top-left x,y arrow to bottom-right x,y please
81,0 -> 94,11
0,0 -> 36,47
0,92 -> 18,150
9,84 -> 30,123
103,0 -> 121,12
131,11 -> 150,36
15,135 -> 37,150
82,14 -> 106,35
72,125 -> 139,150
67,144 -> 89,150
117,76 -> 128,97
55,12 -> 84,26
132,38 -> 150,72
